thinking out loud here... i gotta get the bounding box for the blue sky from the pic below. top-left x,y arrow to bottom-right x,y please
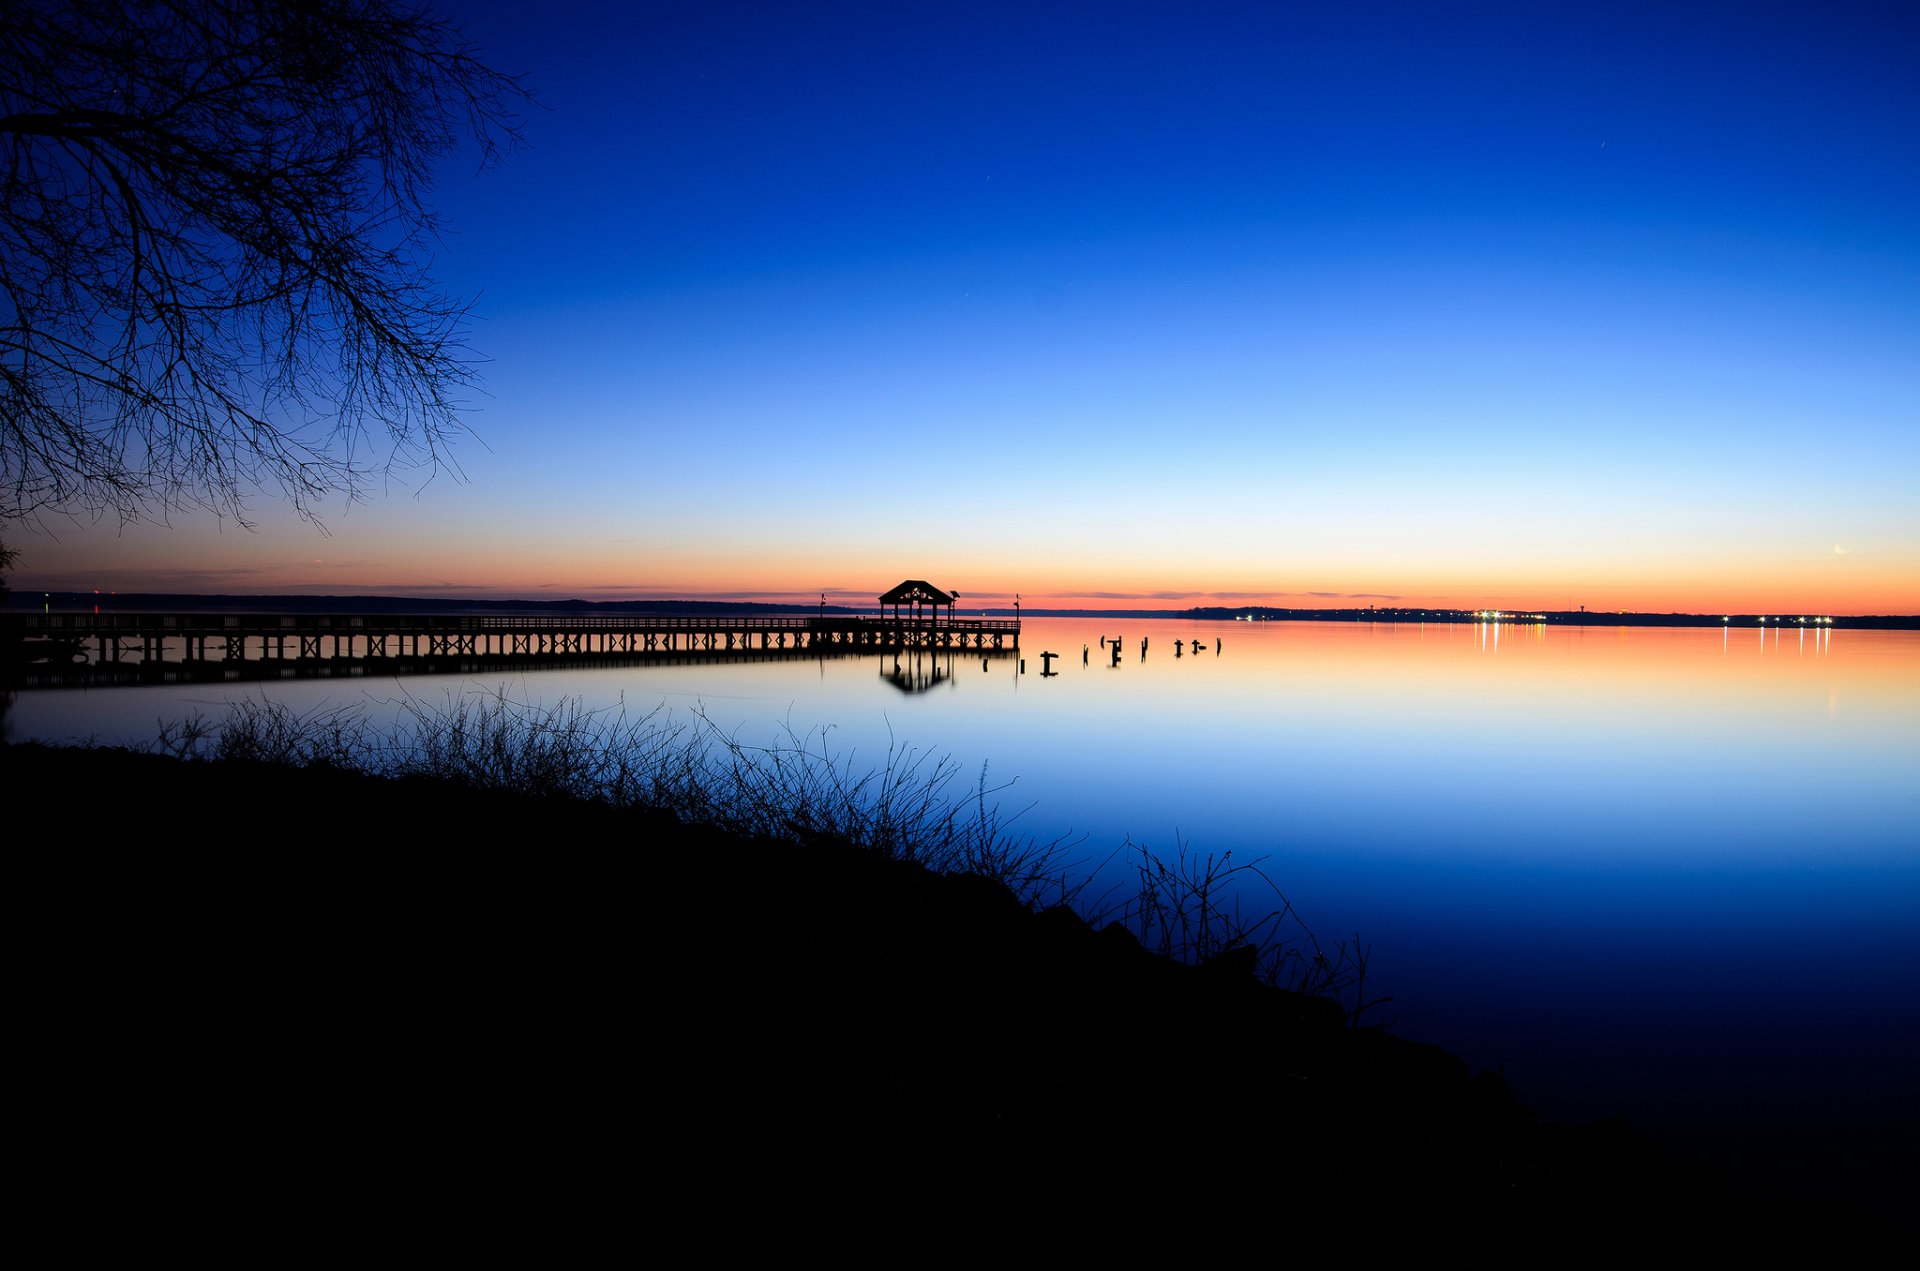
19,1 -> 1918,610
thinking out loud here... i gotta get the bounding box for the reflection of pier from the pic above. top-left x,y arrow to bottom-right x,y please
5,640 -> 951,689
2,608 -> 1019,682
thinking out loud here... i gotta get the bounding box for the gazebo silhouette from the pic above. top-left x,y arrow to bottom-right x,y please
878,579 -> 957,628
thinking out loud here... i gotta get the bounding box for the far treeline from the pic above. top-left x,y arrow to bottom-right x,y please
9,593 -> 1917,629
1177,606 -> 1920,629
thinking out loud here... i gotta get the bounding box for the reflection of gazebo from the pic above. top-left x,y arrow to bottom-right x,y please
880,648 -> 951,694
879,580 -> 957,627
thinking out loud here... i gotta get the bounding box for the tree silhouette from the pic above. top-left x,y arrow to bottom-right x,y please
0,0 -> 528,530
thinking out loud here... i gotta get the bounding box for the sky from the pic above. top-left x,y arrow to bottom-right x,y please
12,0 -> 1918,613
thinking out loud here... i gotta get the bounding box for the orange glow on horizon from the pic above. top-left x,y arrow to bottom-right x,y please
17,559 -> 1916,616
13,516 -> 1915,616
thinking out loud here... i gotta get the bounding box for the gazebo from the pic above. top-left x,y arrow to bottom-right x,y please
879,579 -> 957,628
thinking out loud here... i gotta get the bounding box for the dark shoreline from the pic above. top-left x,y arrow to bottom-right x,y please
9,740 -> 1903,1256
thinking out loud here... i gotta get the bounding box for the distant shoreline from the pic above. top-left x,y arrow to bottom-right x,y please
10,590 -> 1919,629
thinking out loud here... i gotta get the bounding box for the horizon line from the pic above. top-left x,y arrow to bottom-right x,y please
14,588 -> 1918,623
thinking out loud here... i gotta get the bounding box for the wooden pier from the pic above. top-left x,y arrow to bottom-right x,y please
3,610 -> 1020,671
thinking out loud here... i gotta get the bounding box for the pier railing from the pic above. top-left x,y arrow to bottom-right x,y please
3,610 -> 1020,671
5,612 -> 1020,633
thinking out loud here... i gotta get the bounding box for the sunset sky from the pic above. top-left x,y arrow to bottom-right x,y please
12,1 -> 1917,613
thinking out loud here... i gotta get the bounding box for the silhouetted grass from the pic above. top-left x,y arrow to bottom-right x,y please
1086,836 -> 1389,1022
150,689 -> 1380,1016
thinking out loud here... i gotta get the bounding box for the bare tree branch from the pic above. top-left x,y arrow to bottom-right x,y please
0,0 -> 528,529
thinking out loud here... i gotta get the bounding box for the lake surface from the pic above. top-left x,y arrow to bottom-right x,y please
9,618 -> 1917,1210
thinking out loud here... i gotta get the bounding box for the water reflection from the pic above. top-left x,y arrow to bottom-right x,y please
880,649 -> 958,694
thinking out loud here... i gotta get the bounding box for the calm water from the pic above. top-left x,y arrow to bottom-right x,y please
9,618 -> 1917,1206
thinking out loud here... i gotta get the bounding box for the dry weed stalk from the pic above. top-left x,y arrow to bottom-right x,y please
149,690 -> 1381,1016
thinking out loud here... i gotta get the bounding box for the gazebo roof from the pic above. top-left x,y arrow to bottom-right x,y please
879,579 -> 955,606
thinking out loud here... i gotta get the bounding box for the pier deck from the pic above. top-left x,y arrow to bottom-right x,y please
4,610 -> 1019,668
